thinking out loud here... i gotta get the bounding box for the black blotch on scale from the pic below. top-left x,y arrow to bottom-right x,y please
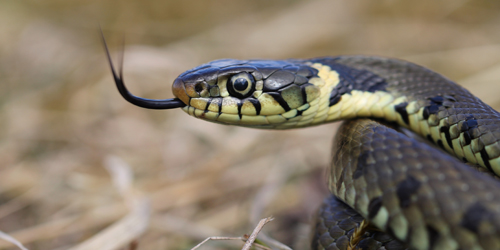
216,99 -> 222,115
422,95 -> 458,119
428,96 -> 445,104
460,116 -> 478,146
247,99 -> 261,115
480,148 -> 494,172
328,75 -> 352,106
460,119 -> 478,132
461,203 -> 493,234
330,95 -> 341,106
353,152 -> 369,179
396,176 -> 421,208
300,84 -> 309,104
368,196 -> 383,219
237,101 -> 243,119
204,99 -> 212,113
437,140 -> 444,149
394,102 -> 409,125
427,135 -> 433,142
463,131 -> 472,145
427,226 -> 440,249
422,95 -> 447,120
267,92 -> 291,111
423,105 -> 440,120
439,126 -> 453,149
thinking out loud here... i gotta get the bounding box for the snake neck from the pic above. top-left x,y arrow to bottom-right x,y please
268,62 -> 408,129
307,57 -> 500,176
290,62 -> 409,127
315,62 -> 407,122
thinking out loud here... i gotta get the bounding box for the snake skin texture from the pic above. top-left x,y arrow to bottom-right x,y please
329,119 -> 500,250
312,194 -> 408,250
104,45 -> 500,250
322,56 -> 500,175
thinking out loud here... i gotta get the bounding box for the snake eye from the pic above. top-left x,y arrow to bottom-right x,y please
233,78 -> 248,91
227,72 -> 255,98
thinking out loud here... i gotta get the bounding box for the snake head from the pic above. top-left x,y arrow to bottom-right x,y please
172,59 -> 327,128
102,31 -> 335,128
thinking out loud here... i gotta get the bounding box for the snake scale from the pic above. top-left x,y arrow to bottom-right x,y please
103,36 -> 500,250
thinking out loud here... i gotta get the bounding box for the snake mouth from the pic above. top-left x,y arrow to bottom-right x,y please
171,78 -> 191,106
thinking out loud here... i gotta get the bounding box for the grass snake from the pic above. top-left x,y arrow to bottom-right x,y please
103,37 -> 500,250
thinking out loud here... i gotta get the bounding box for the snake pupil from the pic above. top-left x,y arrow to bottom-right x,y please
233,78 -> 249,91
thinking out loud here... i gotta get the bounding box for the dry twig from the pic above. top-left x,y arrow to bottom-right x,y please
190,217 -> 274,250
348,220 -> 370,250
241,217 -> 274,250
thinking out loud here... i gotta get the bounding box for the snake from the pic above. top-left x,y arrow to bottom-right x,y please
102,36 -> 500,249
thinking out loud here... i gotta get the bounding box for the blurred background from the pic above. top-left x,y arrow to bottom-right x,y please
1,0 -> 500,249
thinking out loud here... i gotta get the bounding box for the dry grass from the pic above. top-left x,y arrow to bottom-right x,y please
2,1 -> 500,249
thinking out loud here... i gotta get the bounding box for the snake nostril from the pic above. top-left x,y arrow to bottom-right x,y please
194,82 -> 206,93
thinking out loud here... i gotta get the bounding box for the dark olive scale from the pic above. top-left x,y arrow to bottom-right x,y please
352,151 -> 370,179
331,119 -> 500,250
262,70 -> 297,91
460,203 -> 495,234
312,195 -> 408,250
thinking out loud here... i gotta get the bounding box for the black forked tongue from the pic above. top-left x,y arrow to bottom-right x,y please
100,29 -> 186,110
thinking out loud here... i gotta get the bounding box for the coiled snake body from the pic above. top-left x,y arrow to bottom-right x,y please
103,38 -> 500,250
